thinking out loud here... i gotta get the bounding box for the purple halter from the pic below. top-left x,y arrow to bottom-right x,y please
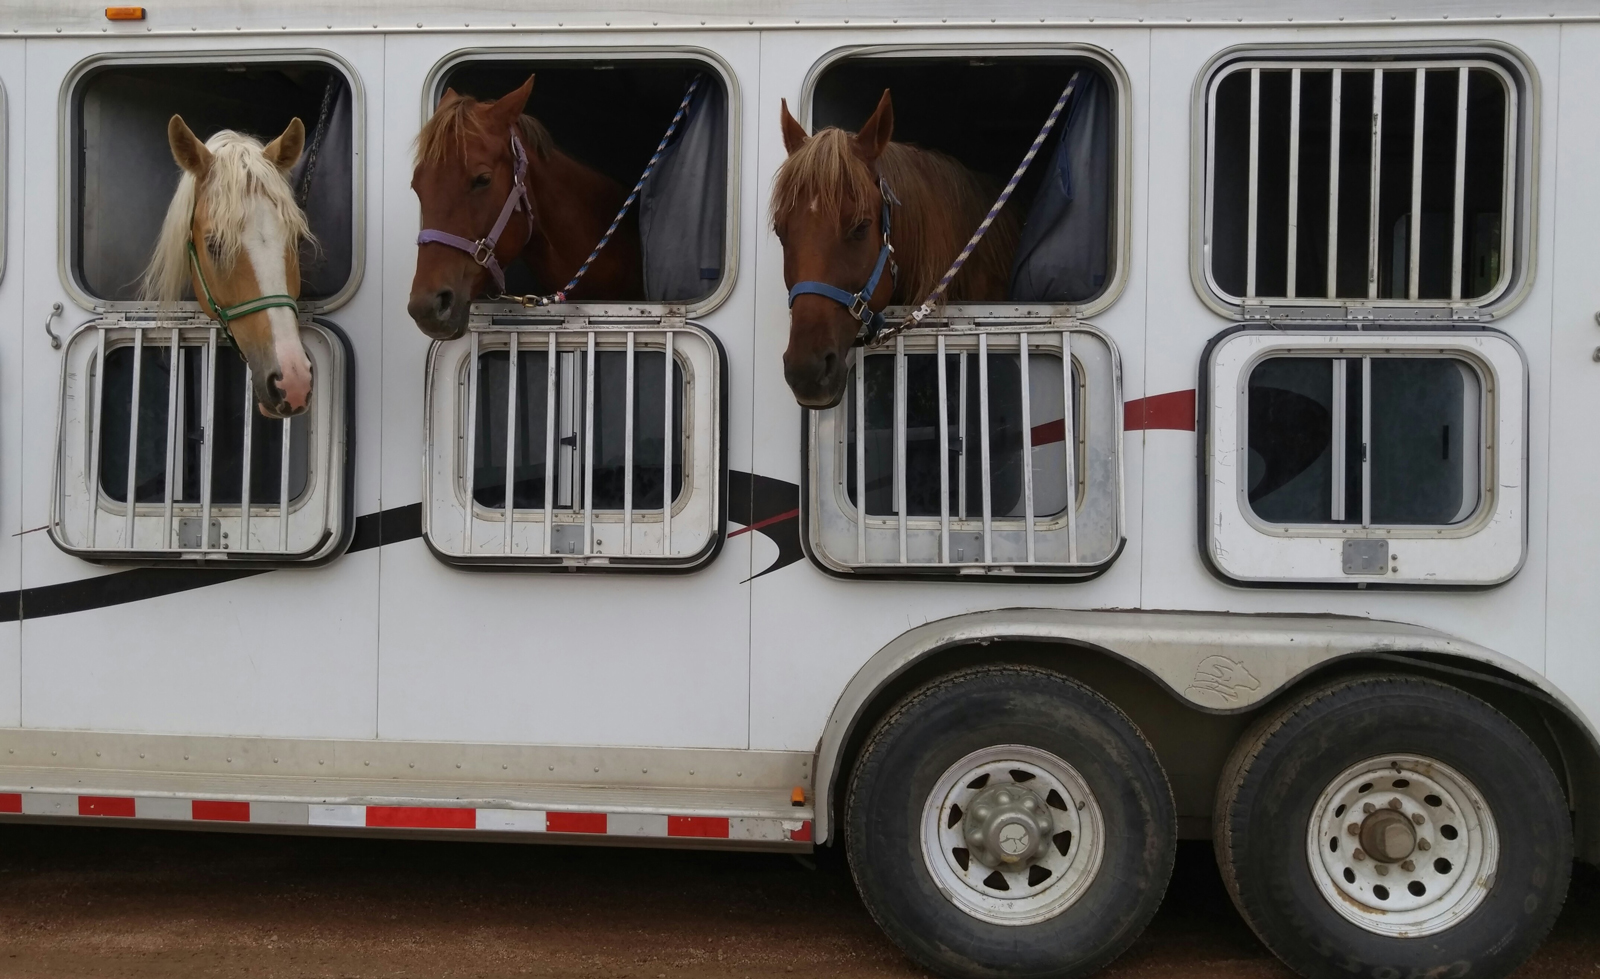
415,127 -> 531,294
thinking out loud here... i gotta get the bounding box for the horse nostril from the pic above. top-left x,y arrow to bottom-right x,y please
820,350 -> 838,380
435,289 -> 455,317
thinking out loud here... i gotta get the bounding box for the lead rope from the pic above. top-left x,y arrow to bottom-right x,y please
507,74 -> 702,306
296,77 -> 338,209
873,70 -> 1082,346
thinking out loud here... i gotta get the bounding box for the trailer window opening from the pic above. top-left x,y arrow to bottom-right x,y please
72,59 -> 356,304
96,343 -> 310,506
1206,57 -> 1517,307
811,54 -> 1118,306
469,348 -> 685,512
438,59 -> 730,304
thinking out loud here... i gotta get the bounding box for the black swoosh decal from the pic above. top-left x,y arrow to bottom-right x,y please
727,470 -> 803,580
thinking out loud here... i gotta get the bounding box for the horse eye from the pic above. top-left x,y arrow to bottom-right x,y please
470,173 -> 492,190
204,234 -> 223,262
848,220 -> 872,240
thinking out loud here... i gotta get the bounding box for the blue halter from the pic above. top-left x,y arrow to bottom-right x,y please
787,177 -> 900,345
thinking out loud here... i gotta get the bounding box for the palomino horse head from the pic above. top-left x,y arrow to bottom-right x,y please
142,116 -> 314,418
409,76 -> 537,340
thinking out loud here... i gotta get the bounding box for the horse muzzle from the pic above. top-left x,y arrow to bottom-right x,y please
407,287 -> 469,341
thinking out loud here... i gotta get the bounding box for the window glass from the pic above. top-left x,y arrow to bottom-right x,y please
471,350 -> 685,511
1247,356 -> 1479,526
97,344 -> 309,505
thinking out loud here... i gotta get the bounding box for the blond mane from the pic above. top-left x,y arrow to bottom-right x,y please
141,130 -> 314,304
769,127 -> 1018,303
414,93 -> 552,168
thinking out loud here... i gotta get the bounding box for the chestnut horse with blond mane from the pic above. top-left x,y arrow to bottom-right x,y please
142,116 -> 316,418
771,90 -> 1019,408
408,76 -> 643,339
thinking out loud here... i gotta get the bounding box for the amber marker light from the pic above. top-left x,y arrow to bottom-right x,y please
105,6 -> 147,20
791,786 -> 806,807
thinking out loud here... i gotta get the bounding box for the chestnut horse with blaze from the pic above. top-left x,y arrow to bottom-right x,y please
771,90 -> 1019,408
409,76 -> 643,339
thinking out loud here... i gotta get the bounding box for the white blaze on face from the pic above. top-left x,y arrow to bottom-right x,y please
242,194 -> 312,412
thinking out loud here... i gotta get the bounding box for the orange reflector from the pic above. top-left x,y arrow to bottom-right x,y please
791,786 -> 806,807
105,6 -> 146,20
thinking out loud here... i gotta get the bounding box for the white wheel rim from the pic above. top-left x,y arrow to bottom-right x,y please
1306,754 -> 1498,938
919,744 -> 1105,926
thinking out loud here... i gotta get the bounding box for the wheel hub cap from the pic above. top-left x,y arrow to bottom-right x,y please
1358,806 -> 1417,863
963,783 -> 1055,868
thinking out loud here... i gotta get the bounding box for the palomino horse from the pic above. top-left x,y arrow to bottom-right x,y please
142,116 -> 315,418
771,90 -> 1019,408
408,76 -> 643,339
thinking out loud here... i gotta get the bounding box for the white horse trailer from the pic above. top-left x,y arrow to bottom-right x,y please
1,1 -> 1598,976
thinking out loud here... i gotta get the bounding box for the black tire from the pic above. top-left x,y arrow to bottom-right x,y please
845,665 -> 1175,979
1215,675 -> 1572,979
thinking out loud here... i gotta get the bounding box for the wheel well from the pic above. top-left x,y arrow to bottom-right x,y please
825,640 -> 1600,863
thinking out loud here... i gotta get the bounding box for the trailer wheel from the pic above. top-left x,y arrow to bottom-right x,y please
1215,675 -> 1571,979
845,666 -> 1174,979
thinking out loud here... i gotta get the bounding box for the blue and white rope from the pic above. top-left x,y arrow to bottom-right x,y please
525,75 -> 703,305
879,70 -> 1082,344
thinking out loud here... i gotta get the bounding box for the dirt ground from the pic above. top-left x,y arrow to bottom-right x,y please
0,825 -> 1590,979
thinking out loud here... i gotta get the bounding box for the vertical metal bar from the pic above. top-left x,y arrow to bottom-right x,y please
623,332 -> 635,556
278,416 -> 290,552
1361,355 -> 1372,528
1061,332 -> 1077,563
543,332 -> 557,555
503,332 -> 519,555
582,331 -> 596,556
958,352 -> 968,522
894,335 -> 907,564
1408,67 -> 1426,301
1327,68 -> 1343,299
123,328 -> 143,548
240,364 -> 254,552
662,330 -> 673,556
978,334 -> 993,565
162,328 -> 179,549
1367,68 -> 1384,301
936,335 -> 950,564
462,330 -> 480,554
87,330 -> 106,548
1246,68 -> 1261,299
1287,68 -> 1302,299
1018,334 -> 1036,564
1331,358 -> 1347,521
855,346 -> 867,565
1451,66 -> 1469,301
199,328 -> 218,552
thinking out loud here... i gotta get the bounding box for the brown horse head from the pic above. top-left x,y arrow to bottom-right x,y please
409,76 -> 538,339
144,116 -> 315,418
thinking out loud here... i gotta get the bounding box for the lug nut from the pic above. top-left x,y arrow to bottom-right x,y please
1363,802 -> 1377,814
1347,823 -> 1361,836
1375,864 -> 1389,876
1388,797 -> 1403,810
1418,839 -> 1431,851
1411,812 -> 1425,825
1401,859 -> 1416,872
1353,848 -> 1366,861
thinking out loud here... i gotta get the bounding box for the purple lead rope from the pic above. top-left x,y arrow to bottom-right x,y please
518,75 -> 703,306
874,70 -> 1082,345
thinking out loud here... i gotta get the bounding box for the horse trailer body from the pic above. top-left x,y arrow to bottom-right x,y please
0,1 -> 1598,974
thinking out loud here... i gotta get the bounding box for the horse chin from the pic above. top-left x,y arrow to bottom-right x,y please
794,388 -> 846,411
258,400 -> 310,421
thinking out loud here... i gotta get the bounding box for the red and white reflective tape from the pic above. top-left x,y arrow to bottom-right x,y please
0,793 -> 812,844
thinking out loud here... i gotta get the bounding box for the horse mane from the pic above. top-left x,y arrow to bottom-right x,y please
141,130 -> 314,304
414,93 -> 553,168
770,128 -> 1018,303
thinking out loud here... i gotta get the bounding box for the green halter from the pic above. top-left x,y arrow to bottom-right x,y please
186,223 -> 300,345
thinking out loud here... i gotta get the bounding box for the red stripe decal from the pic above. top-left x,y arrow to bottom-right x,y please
727,508 -> 800,539
789,821 -> 813,843
666,816 -> 730,839
192,800 -> 250,822
546,811 -> 607,834
0,794 -> 20,814
79,796 -> 136,817
1124,390 -> 1196,432
1030,418 -> 1066,446
366,806 -> 476,830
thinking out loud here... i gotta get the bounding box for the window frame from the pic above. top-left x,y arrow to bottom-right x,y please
803,322 -> 1124,581
49,316 -> 354,566
422,315 -> 727,572
1190,41 -> 1539,321
58,48 -> 367,314
1200,326 -> 1528,588
797,42 -> 1133,328
423,45 -> 742,319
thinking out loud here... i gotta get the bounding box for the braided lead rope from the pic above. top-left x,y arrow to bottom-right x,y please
876,70 -> 1082,345
517,75 -> 702,306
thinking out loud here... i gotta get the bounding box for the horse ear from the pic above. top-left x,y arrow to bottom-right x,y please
779,99 -> 809,156
851,89 -> 894,164
493,75 -> 536,126
167,115 -> 213,178
264,117 -> 306,172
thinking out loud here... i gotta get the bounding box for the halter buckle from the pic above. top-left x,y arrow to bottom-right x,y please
849,294 -> 870,323
472,239 -> 495,266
